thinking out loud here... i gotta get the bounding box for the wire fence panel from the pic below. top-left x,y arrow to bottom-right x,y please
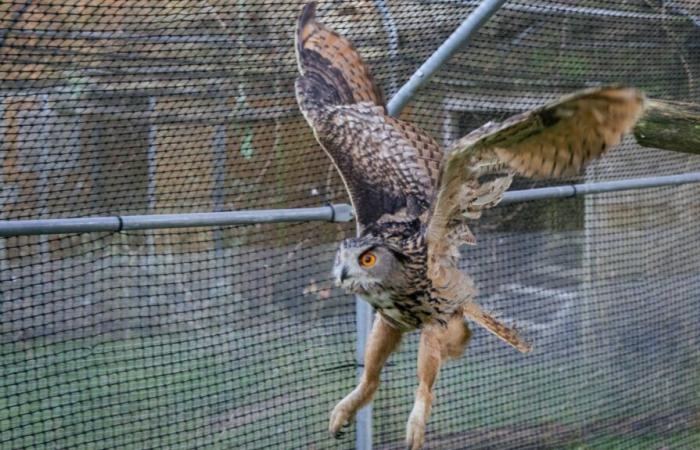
1,1 -> 699,449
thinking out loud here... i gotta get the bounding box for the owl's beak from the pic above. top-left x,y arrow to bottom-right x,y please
335,265 -> 349,284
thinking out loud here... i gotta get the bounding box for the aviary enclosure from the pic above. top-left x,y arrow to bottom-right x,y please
1,1 -> 699,449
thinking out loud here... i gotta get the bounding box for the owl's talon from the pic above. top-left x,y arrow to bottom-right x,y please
330,426 -> 346,439
329,400 -> 355,439
406,416 -> 426,450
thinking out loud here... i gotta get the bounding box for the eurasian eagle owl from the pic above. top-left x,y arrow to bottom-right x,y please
294,3 -> 645,448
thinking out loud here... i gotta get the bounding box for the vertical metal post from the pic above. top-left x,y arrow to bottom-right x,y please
38,94 -> 52,258
354,294 -> 374,450
146,96 -> 158,222
0,99 -> 6,271
143,96 -> 158,306
212,113 -> 227,257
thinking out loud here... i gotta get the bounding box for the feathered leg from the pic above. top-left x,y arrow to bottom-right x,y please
330,314 -> 403,438
407,313 -> 472,450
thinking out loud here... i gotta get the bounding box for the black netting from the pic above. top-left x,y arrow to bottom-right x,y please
1,1 -> 699,449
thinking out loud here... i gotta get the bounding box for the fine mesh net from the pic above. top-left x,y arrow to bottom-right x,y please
1,1 -> 699,449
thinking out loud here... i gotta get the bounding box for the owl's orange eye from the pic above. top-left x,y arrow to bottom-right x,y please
359,251 -> 377,268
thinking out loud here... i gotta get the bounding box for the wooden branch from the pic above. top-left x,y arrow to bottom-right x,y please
633,99 -> 700,155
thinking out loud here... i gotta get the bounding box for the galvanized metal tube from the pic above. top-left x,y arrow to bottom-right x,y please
500,172 -> 700,204
0,204 -> 354,237
354,296 -> 375,450
0,217 -> 122,236
3,175 -> 700,236
386,0 -> 509,116
573,171 -> 700,195
120,206 -> 342,229
501,185 -> 576,204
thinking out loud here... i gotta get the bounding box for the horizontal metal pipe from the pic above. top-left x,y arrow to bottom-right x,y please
0,217 -> 123,236
500,171 -> 700,204
1,173 -> 699,236
0,204 -> 354,237
120,205 -> 353,229
501,184 -> 575,203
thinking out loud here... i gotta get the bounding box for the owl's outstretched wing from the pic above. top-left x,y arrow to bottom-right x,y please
426,86 -> 645,351
295,2 -> 442,231
427,86 -> 645,245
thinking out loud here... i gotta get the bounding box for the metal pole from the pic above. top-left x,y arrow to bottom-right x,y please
386,0 -> 509,117
0,204 -> 354,237
354,293 -> 375,450
3,174 -> 700,237
499,172 -> 700,204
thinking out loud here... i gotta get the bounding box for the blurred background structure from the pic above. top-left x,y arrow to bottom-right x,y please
1,1 -> 699,448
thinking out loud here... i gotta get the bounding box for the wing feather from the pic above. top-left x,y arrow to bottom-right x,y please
462,87 -> 645,178
425,87 -> 645,350
387,117 -> 443,187
294,2 -> 440,229
307,102 -> 435,227
296,2 -> 383,107
427,86 -> 646,248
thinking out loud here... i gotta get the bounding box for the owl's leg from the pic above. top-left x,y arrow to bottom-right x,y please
406,314 -> 471,450
329,313 -> 402,438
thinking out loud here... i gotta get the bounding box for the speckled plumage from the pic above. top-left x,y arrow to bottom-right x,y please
339,217 -> 442,331
294,3 -> 645,448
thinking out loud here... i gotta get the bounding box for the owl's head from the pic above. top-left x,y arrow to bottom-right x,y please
332,236 -> 409,295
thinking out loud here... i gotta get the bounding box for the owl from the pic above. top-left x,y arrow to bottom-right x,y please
294,3 -> 645,449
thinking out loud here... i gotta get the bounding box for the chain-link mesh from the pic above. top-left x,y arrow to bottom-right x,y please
1,1 -> 699,449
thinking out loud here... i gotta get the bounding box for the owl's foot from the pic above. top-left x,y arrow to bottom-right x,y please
329,317 -> 401,440
329,399 -> 355,438
405,402 -> 427,450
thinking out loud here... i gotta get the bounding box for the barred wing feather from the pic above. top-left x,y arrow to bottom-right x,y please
426,86 -> 645,351
294,2 -> 442,230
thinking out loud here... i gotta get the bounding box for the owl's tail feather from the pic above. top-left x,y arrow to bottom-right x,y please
295,2 -> 385,109
431,264 -> 532,353
462,302 -> 533,353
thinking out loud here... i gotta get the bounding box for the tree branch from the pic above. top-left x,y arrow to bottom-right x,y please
634,99 -> 700,155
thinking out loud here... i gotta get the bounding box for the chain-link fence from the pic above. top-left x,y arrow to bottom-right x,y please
1,1 -> 699,449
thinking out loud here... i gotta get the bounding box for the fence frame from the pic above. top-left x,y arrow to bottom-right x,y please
1,172 -> 700,236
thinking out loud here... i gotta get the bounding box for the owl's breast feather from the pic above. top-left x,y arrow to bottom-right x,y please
362,290 -> 441,332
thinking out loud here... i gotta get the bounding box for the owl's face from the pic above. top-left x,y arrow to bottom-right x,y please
332,237 -> 409,296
